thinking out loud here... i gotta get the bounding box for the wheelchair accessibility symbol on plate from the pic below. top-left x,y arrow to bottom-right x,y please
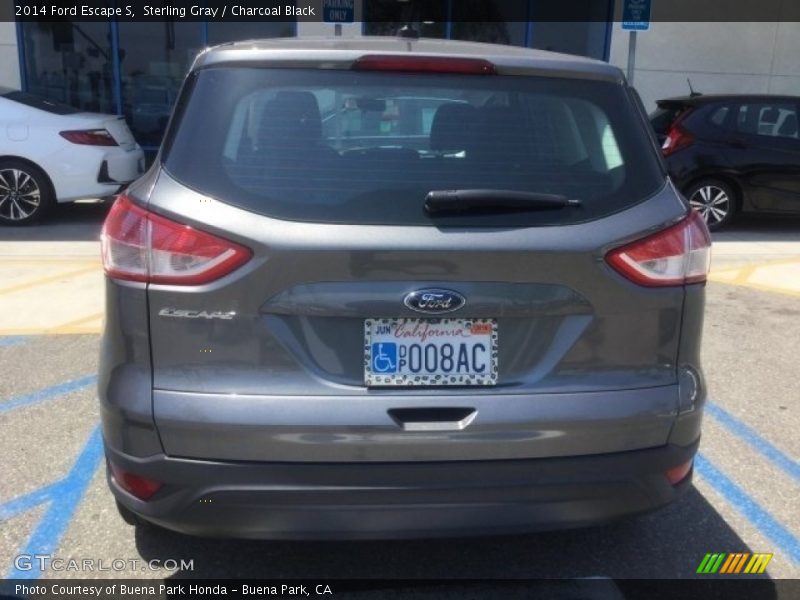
371,342 -> 397,373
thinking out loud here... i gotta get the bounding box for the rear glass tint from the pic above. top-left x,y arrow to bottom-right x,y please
735,102 -> 800,139
164,67 -> 664,227
649,106 -> 683,135
1,89 -> 80,115
708,105 -> 731,128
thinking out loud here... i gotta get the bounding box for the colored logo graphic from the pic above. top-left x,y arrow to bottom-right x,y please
696,552 -> 773,574
371,343 -> 397,373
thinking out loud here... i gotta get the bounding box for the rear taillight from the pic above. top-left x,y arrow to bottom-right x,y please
59,129 -> 118,146
101,195 -> 252,285
661,122 -> 694,156
353,55 -> 496,75
606,211 -> 711,287
109,462 -> 162,500
666,460 -> 694,485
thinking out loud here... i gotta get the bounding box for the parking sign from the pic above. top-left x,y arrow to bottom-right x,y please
323,0 -> 355,23
622,0 -> 651,31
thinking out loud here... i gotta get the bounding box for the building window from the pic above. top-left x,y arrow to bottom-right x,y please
207,22 -> 295,45
363,0 -> 447,38
117,22 -> 203,146
18,19 -> 296,151
21,21 -> 114,113
362,0 -> 612,59
530,22 -> 608,59
529,1 -> 611,59
451,0 -> 527,47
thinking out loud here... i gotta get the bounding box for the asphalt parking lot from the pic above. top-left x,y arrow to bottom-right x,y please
0,202 -> 798,585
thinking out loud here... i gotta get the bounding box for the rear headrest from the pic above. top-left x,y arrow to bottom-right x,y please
761,107 -> 780,124
470,105 -> 531,161
429,103 -> 478,152
778,113 -> 798,137
257,91 -> 323,149
738,107 -> 758,134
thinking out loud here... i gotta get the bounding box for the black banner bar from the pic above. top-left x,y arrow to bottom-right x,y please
6,0 -> 800,23
1,579 -> 797,600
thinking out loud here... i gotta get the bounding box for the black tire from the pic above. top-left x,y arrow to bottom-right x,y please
0,159 -> 55,225
114,499 -> 164,534
685,179 -> 737,231
115,499 -> 142,526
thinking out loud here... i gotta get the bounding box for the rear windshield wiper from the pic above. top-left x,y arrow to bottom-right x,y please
424,189 -> 581,215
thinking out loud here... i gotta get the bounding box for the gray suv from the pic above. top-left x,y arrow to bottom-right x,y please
99,38 -> 711,539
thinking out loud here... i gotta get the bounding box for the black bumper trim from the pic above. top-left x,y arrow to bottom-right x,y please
105,439 -> 699,539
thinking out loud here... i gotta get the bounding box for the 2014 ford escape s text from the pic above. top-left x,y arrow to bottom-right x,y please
98,37 -> 711,539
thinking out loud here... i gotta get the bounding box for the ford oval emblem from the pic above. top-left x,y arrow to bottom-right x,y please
403,289 -> 466,314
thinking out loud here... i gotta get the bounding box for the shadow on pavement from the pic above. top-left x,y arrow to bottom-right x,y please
133,486 -> 766,581
712,215 -> 800,244
0,201 -> 110,242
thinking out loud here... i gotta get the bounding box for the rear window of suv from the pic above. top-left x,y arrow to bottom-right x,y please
163,67 -> 664,227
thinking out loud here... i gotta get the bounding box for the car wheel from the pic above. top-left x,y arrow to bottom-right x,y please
0,160 -> 54,225
686,179 -> 737,230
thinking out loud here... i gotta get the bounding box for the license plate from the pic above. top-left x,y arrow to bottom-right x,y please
364,318 -> 498,387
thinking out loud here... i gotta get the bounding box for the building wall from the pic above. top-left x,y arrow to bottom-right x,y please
610,18 -> 800,111
0,3 -> 21,89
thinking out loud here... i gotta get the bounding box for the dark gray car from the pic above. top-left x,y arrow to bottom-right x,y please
99,38 -> 711,539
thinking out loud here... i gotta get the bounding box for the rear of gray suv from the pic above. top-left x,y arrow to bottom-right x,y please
98,38 -> 711,539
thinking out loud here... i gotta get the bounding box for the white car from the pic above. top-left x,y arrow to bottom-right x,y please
0,88 -> 145,225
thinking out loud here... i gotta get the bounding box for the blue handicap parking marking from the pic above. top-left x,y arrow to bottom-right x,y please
0,336 -> 29,348
372,342 -> 397,373
1,368 -> 799,578
0,374 -> 96,414
706,402 -> 800,483
696,454 -> 800,565
1,374 -> 104,579
0,482 -> 62,522
2,425 -> 104,580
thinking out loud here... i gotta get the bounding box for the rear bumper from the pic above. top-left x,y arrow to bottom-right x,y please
49,145 -> 144,202
150,386 -> 682,462
106,439 -> 698,540
102,146 -> 145,184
